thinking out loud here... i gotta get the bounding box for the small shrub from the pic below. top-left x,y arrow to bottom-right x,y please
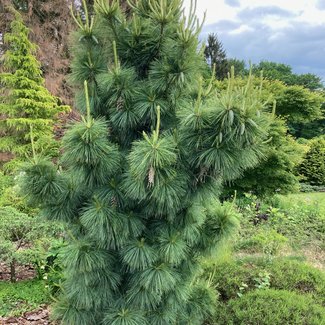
213,289 -> 325,325
0,172 -> 37,215
41,239 -> 65,296
251,257 -> 325,305
0,206 -> 64,282
300,183 -> 316,193
0,172 -> 13,196
299,137 -> 325,186
205,259 -> 260,301
300,183 -> 325,193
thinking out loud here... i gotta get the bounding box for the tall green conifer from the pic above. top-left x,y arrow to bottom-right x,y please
204,33 -> 229,80
21,1 -> 272,324
0,9 -> 69,170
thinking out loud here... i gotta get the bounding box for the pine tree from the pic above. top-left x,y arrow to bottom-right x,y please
204,33 -> 229,80
0,9 -> 69,171
21,1 -> 272,324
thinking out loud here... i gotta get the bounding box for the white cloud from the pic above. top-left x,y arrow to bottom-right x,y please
229,24 -> 253,34
182,0 -> 325,79
267,31 -> 285,42
183,0 -> 325,26
183,0 -> 237,24
263,17 -> 292,30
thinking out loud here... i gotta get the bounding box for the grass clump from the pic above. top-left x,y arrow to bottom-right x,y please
0,280 -> 49,317
236,192 -> 325,253
213,289 -> 325,325
205,257 -> 325,305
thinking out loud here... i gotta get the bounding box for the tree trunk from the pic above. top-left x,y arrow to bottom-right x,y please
10,259 -> 16,283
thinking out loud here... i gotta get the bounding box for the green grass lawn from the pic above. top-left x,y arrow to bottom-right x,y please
277,192 -> 325,217
235,191 -> 325,269
206,192 -> 325,325
0,280 -> 49,317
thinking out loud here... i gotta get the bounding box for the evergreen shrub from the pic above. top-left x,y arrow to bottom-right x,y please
21,0 -> 273,323
0,9 -> 69,171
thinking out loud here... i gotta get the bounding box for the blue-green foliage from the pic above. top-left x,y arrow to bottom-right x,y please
20,0 -> 273,323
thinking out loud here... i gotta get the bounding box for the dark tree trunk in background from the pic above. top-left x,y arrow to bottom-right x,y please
10,259 -> 16,283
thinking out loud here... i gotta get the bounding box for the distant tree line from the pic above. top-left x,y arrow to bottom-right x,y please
204,33 -> 325,195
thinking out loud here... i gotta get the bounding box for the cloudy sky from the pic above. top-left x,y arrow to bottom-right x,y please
183,0 -> 325,80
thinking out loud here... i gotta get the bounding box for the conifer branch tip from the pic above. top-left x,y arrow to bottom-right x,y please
84,80 -> 91,125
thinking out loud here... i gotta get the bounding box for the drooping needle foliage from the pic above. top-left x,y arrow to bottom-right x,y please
21,1 -> 273,324
0,9 -> 69,171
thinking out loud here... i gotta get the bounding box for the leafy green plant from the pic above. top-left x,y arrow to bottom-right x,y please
253,271 -> 271,289
236,282 -> 248,298
0,172 -> 38,215
40,239 -> 66,297
299,137 -> 325,186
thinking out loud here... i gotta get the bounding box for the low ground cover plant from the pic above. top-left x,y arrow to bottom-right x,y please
212,289 -> 325,325
0,280 -> 48,317
205,256 -> 325,305
236,193 -> 325,252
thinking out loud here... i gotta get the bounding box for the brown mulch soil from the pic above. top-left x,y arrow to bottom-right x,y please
0,263 -> 53,324
0,263 -> 36,282
0,306 -> 56,324
0,264 -> 49,324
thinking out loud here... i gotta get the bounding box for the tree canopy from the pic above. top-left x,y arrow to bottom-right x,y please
299,137 -> 325,186
252,61 -> 324,90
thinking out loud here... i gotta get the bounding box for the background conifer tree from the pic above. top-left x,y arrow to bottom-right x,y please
0,9 -> 69,171
21,1 -> 273,324
204,33 -> 229,80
